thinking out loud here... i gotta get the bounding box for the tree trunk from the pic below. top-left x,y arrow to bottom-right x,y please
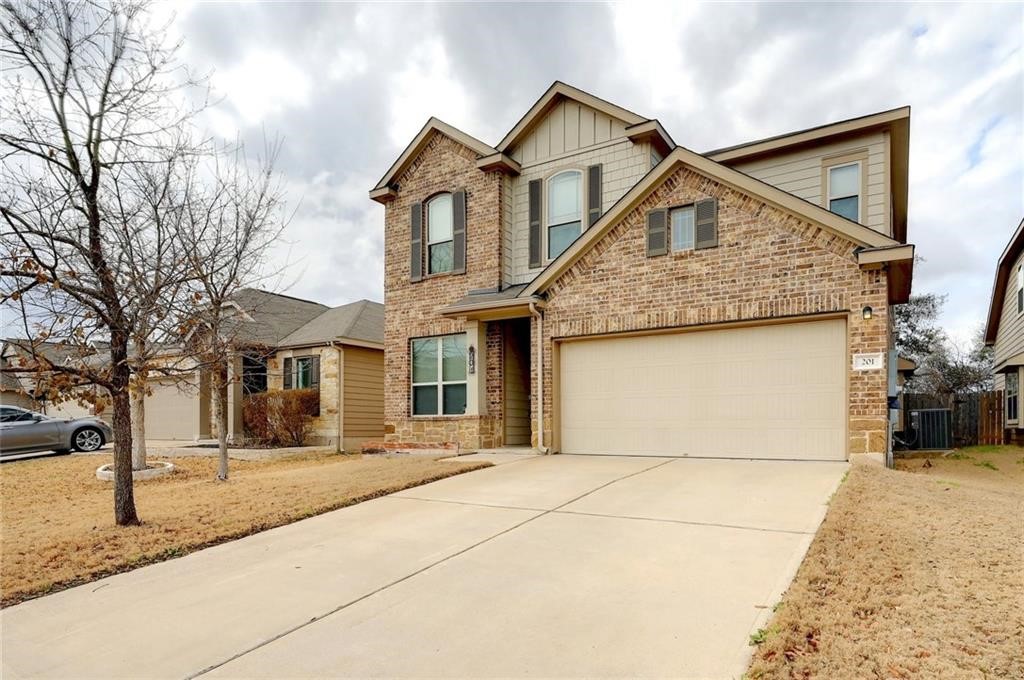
110,388 -> 139,525
130,383 -> 147,471
212,376 -> 229,481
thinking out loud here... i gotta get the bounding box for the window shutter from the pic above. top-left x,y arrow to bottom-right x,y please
528,179 -> 542,268
310,355 -> 320,390
283,357 -> 293,389
410,202 -> 423,282
587,164 -> 603,227
452,189 -> 467,274
646,208 -> 668,256
694,197 -> 718,249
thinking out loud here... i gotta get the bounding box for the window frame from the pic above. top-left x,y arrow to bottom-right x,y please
293,356 -> 313,389
410,334 -> 468,417
544,168 -> 585,262
1007,370 -> 1019,424
1016,264 -> 1023,315
669,204 -> 696,252
425,192 -> 455,276
821,150 -> 868,224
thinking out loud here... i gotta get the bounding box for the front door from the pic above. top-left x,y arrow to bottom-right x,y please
503,319 -> 532,446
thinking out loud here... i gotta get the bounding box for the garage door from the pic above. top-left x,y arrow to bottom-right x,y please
558,319 -> 847,460
144,379 -> 194,440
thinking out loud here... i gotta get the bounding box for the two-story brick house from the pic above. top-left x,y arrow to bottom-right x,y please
370,82 -> 914,461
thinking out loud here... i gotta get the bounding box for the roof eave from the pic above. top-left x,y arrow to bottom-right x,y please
440,296 -> 545,321
984,217 -> 1024,345
625,120 -> 676,157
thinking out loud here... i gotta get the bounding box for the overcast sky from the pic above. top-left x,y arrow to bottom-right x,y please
23,2 -> 1024,342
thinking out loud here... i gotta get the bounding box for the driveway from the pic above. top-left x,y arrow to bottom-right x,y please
1,454 -> 846,679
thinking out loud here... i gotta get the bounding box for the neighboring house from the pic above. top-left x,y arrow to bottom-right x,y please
370,81 -> 915,462
3,290 -> 385,452
983,217 -> 1024,443
158,289 -> 385,451
0,340 -> 110,420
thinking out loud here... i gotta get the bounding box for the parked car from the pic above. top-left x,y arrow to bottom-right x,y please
0,406 -> 112,456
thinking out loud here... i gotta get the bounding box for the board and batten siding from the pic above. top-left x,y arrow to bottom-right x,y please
509,99 -> 629,165
728,130 -> 890,237
992,247 -> 1024,420
505,138 -> 652,285
342,346 -> 385,451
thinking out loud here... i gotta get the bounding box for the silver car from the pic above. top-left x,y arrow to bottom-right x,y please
0,406 -> 113,456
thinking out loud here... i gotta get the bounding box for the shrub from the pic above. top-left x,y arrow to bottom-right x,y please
243,388 -> 320,446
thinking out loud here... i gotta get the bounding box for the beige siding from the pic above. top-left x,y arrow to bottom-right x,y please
0,390 -> 36,410
510,100 -> 628,165
343,346 -> 384,450
505,139 -> 651,285
993,249 -> 1024,426
503,322 -> 531,445
728,131 -> 890,237
993,248 -> 1024,367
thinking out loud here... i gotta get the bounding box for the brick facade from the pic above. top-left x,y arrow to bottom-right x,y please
536,165 -> 890,457
383,132 -> 506,449
381,134 -> 892,459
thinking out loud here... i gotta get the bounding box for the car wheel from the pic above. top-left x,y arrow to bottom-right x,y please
72,427 -> 104,452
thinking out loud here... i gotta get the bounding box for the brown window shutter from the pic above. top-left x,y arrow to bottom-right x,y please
410,202 -> 423,282
452,189 -> 467,274
646,208 -> 668,256
310,355 -> 320,389
283,357 -> 293,389
528,179 -> 542,268
694,197 -> 718,249
587,164 -> 602,227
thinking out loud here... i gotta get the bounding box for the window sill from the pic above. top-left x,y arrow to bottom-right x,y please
410,414 -> 477,420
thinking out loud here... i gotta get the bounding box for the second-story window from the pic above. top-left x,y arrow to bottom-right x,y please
827,162 -> 861,222
670,205 -> 695,251
427,193 -> 454,274
1017,265 -> 1023,314
547,170 -> 582,259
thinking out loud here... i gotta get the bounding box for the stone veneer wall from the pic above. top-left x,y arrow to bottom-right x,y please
534,165 -> 890,458
383,131 -> 507,450
266,346 -> 342,446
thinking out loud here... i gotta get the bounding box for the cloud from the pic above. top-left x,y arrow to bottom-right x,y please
172,1 -> 1022,340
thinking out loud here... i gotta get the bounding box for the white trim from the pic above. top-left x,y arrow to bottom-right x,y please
410,334 -> 468,417
826,160 -> 862,223
544,168 -> 585,263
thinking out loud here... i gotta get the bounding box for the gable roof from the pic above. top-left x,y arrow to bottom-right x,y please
705,106 -> 911,243
278,300 -> 384,348
370,117 -> 497,202
225,289 -> 329,348
984,217 -> 1024,345
520,145 -> 904,298
496,81 -> 649,154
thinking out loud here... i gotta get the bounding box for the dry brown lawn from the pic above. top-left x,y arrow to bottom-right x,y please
0,452 -> 488,607
747,446 -> 1024,679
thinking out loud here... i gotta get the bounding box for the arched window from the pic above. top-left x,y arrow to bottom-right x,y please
546,170 -> 582,259
426,193 -> 454,274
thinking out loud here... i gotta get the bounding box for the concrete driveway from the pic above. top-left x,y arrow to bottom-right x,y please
1,454 -> 846,679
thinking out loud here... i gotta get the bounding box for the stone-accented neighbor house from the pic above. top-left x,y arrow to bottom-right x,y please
984,217 -> 1024,443
370,81 -> 915,462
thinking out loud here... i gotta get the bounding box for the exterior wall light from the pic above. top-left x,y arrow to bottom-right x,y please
862,306 -> 873,320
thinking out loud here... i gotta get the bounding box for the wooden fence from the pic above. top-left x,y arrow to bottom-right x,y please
903,391 -> 1004,448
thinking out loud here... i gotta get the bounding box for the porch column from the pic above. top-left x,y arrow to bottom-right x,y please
464,320 -> 487,416
226,354 -> 244,444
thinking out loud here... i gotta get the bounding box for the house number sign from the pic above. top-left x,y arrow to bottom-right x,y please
852,353 -> 884,371
468,345 -> 476,375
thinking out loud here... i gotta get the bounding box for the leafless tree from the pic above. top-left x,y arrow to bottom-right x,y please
181,142 -> 288,481
0,0 -> 206,524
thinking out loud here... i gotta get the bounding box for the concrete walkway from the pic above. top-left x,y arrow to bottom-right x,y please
1,455 -> 847,679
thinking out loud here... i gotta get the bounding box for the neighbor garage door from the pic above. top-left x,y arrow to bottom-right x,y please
144,379 -> 194,440
558,319 -> 847,460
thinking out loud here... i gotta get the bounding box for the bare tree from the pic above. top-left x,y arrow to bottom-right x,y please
181,143 -> 288,481
0,0 -> 205,524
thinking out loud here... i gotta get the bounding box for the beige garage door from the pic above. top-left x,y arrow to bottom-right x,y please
145,379 -> 194,440
558,319 -> 847,460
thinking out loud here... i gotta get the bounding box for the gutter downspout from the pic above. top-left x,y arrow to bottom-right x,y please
329,341 -> 344,454
528,301 -> 548,453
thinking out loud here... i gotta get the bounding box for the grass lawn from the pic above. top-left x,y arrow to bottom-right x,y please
0,452 -> 489,607
747,446 -> 1024,679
